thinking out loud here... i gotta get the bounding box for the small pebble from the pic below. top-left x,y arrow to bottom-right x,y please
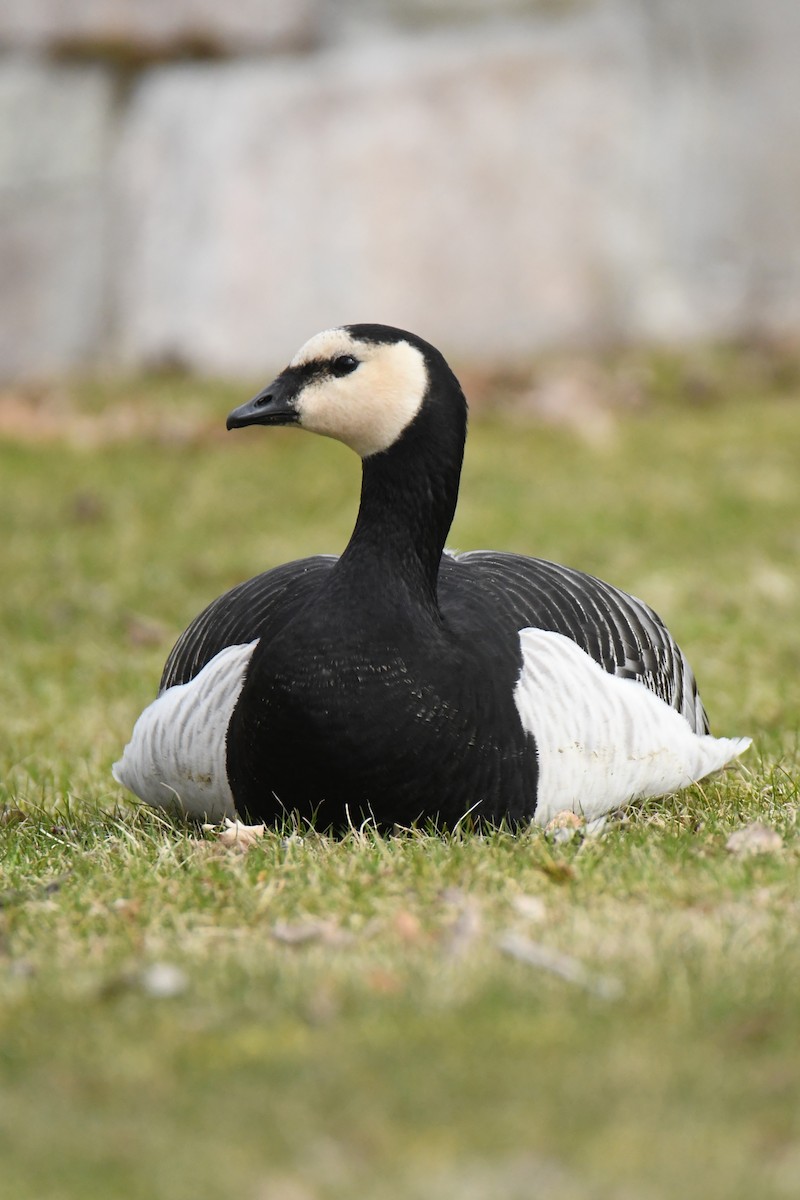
140,962 -> 188,998
511,894 -> 547,923
725,822 -> 782,857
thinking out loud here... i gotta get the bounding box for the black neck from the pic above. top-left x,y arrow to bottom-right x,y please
332,376 -> 467,614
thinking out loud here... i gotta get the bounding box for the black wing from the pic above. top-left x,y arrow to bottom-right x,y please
440,551 -> 709,733
159,556 -> 337,692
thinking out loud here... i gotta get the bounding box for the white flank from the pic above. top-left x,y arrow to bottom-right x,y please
513,629 -> 751,826
113,641 -> 258,820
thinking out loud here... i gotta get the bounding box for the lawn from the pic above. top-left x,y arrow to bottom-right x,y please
1,351 -> 799,1199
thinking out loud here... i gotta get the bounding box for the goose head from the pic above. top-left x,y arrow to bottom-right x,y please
227,324 -> 463,459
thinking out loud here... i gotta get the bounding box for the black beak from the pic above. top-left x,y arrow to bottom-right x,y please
226,373 -> 301,431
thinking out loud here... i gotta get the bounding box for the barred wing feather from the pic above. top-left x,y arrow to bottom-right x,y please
451,551 -> 709,733
160,556 -> 337,692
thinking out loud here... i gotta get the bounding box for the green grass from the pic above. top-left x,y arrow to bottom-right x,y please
1,360 -> 800,1199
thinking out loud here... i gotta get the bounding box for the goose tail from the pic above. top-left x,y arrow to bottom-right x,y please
693,734 -> 751,778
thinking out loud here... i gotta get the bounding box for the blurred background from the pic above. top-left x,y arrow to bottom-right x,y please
3,11 -> 800,1196
2,0 -> 800,382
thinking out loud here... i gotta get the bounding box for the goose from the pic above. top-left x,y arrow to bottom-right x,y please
114,323 -> 750,831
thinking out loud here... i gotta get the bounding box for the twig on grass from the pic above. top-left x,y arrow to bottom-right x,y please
497,931 -> 622,1000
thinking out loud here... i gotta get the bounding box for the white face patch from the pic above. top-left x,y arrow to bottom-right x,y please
288,328 -> 429,458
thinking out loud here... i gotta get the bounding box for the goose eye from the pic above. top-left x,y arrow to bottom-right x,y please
330,355 -> 359,377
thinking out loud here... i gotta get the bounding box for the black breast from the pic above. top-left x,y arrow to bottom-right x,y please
225,575 -> 537,831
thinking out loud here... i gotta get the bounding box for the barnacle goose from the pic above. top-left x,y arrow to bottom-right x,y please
114,324 -> 750,830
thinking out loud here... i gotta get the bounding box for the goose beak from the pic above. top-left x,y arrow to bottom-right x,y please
226,374 -> 301,431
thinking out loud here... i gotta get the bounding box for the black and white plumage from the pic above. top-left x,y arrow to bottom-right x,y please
114,324 -> 749,829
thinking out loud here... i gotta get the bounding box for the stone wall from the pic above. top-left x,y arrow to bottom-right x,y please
1,0 -> 799,378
